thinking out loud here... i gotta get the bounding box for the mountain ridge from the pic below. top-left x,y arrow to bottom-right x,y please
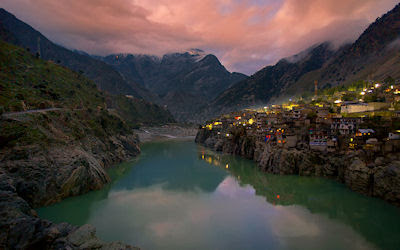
100,50 -> 247,121
0,8 -> 144,98
204,3 -> 400,118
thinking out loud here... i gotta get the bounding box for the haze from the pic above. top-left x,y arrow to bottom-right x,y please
2,0 -> 398,74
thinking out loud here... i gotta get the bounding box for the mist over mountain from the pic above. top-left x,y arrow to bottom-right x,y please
0,8 -> 147,97
203,42 -> 336,117
0,8 -> 176,124
1,2 -> 399,123
203,3 -> 400,119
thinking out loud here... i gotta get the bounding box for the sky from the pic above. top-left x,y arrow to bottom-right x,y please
2,0 -> 399,75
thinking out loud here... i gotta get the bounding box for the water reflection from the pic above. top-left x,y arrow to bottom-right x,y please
198,147 -> 400,250
89,177 -> 376,250
38,141 -> 400,250
112,142 -> 227,193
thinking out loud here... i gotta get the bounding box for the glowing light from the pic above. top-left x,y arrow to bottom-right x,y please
391,85 -> 394,89
277,195 -> 280,199
350,138 -> 353,142
360,91 -> 366,95
248,118 -> 254,125
334,99 -> 342,104
375,83 -> 380,88
206,124 -> 213,130
226,133 -> 230,137
225,164 -> 229,169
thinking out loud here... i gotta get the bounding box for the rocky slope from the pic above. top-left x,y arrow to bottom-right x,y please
0,168 -> 138,249
0,8 -> 151,100
196,128 -> 400,206
205,3 -> 400,118
208,43 -> 335,115
101,50 -> 247,122
0,41 -> 143,248
0,8 -> 247,123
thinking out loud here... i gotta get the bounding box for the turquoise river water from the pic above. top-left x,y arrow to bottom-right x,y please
38,140 -> 400,250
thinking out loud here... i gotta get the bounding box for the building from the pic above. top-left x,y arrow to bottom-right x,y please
356,129 -> 375,137
389,132 -> 400,140
341,102 -> 388,114
327,138 -> 338,152
331,117 -> 361,135
309,129 -> 328,151
285,134 -> 298,148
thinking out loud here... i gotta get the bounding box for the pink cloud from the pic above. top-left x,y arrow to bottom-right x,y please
2,0 -> 398,74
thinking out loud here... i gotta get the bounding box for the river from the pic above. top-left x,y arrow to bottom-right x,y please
38,140 -> 400,250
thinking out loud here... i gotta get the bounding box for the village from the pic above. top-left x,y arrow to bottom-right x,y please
201,79 -> 400,155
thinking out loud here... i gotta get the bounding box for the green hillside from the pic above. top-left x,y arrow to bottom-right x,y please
0,41 -> 104,111
0,41 -> 174,148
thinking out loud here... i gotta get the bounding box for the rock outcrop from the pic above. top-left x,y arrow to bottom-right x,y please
0,133 -> 140,249
0,134 -> 140,208
196,128 -> 400,206
0,170 -> 137,249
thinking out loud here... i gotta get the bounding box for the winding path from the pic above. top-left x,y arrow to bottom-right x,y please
1,108 -> 62,118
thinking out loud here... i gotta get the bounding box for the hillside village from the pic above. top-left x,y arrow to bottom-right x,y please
201,78 -> 400,155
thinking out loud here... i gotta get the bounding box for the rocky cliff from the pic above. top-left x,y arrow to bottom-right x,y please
0,167 -> 138,249
0,41 -> 142,248
196,128 -> 400,206
0,130 -> 140,249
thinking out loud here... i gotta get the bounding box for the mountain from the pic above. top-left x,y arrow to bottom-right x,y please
0,8 -> 246,122
207,42 -> 335,115
0,8 -> 175,125
0,39 -> 174,128
0,8 -> 144,98
313,3 -> 400,87
0,40 -> 149,248
101,50 -> 247,121
207,3 -> 400,117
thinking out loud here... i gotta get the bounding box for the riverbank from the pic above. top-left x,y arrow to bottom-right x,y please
0,122 -> 195,248
37,140 -> 400,249
134,124 -> 197,142
195,128 -> 400,206
0,111 -> 141,249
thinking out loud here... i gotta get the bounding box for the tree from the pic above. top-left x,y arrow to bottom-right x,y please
384,76 -> 395,85
342,92 -> 357,101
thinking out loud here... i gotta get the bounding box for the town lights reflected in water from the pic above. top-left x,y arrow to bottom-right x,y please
38,141 -> 400,250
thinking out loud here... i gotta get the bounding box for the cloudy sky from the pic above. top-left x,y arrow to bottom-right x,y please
2,0 -> 398,74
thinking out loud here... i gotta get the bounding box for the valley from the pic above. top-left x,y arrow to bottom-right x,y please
0,2 -> 400,250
